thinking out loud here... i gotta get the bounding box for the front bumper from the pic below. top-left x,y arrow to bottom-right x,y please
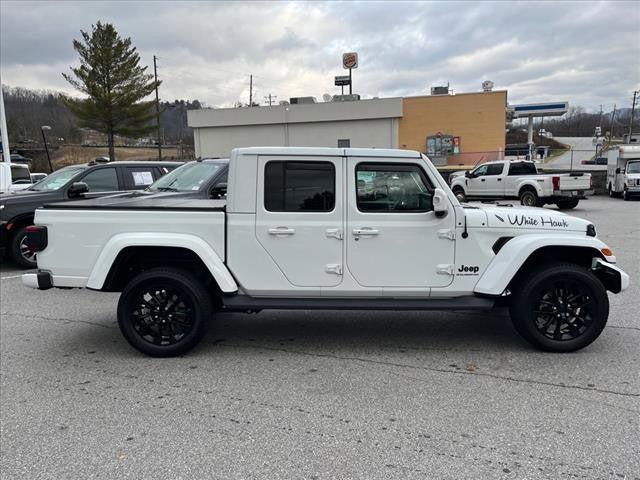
591,258 -> 629,294
22,271 -> 53,290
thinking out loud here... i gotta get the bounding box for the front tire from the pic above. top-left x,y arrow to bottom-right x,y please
623,187 -> 631,201
117,268 -> 213,357
509,263 -> 609,352
10,226 -> 38,269
452,187 -> 466,202
556,198 -> 579,210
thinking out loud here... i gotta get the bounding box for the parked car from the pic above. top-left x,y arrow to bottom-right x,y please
30,173 -> 48,183
581,157 -> 608,165
0,162 -> 32,193
22,147 -> 628,357
9,153 -> 33,165
607,145 -> 640,200
449,160 -> 592,209
0,160 -> 181,268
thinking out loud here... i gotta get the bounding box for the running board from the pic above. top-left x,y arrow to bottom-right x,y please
221,295 -> 495,312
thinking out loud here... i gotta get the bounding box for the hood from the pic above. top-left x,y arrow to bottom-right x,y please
0,188 -> 58,204
479,204 -> 590,233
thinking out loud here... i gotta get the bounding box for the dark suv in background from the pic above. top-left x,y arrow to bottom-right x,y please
0,160 -> 181,268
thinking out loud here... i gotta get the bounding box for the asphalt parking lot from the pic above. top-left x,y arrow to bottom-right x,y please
1,195 -> 638,480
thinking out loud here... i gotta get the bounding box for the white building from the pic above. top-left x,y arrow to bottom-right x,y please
187,97 -> 403,158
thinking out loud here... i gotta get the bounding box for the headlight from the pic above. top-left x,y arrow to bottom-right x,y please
0,204 -> 4,211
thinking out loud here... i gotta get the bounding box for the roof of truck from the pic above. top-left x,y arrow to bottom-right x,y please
619,145 -> 640,159
234,146 -> 422,158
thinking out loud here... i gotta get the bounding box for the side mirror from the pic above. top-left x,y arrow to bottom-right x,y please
433,188 -> 449,218
464,171 -> 470,178
210,182 -> 227,199
68,181 -> 89,198
615,168 -> 620,174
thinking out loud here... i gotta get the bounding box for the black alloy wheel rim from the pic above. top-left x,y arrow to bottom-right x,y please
130,285 -> 195,346
533,280 -> 594,341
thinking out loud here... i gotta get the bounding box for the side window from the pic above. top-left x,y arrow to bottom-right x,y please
81,167 -> 119,191
264,161 -> 335,212
125,167 -> 156,189
356,163 -> 433,213
486,163 -> 504,176
508,162 -> 537,176
472,165 -> 489,177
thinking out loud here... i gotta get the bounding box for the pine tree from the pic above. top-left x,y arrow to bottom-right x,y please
62,22 -> 159,161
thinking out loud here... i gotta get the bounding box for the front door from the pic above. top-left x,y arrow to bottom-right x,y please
255,156 -> 343,287
347,157 -> 455,288
466,164 -> 489,196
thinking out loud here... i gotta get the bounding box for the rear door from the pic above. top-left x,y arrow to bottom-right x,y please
346,157 -> 455,288
255,155 -> 343,287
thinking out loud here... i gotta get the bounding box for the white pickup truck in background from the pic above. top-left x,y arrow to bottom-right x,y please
23,147 -> 627,357
449,160 -> 592,209
0,162 -> 32,193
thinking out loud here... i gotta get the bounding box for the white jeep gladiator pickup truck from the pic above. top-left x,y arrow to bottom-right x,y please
23,147 -> 628,357
449,160 -> 592,209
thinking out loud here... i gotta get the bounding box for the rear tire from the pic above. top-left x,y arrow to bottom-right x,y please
10,226 -> 38,269
509,263 -> 609,352
556,199 -> 579,210
519,189 -> 541,207
117,268 -> 213,357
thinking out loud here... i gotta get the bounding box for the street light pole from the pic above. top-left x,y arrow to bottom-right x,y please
41,125 -> 53,172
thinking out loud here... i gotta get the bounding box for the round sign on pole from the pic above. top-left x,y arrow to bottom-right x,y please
343,52 -> 358,69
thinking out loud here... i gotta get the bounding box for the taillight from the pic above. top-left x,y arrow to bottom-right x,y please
552,176 -> 560,191
24,225 -> 48,253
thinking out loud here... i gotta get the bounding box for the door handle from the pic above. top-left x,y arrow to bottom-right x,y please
497,178 -> 502,181
481,178 -> 486,182
268,227 -> 295,236
353,228 -> 379,239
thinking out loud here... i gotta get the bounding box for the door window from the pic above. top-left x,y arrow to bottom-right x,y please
264,161 -> 335,212
81,167 -> 119,191
471,164 -> 489,177
355,163 -> 433,212
124,167 -> 156,189
508,162 -> 537,175
485,163 -> 504,176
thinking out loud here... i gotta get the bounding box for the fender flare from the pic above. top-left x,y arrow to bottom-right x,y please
516,180 -> 543,198
86,232 -> 238,293
450,178 -> 467,193
473,234 -> 613,296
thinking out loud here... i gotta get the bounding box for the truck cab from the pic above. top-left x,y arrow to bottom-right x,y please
0,162 -> 32,193
607,145 -> 640,200
22,147 -> 628,357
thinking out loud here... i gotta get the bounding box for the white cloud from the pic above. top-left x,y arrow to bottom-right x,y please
1,0 -> 638,111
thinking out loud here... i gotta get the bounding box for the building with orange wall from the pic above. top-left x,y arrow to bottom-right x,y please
399,90 -> 507,166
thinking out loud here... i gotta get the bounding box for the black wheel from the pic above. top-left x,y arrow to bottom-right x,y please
117,268 -> 213,357
509,263 -> 609,352
623,188 -> 630,201
519,189 -> 541,207
608,184 -> 615,198
556,199 -> 579,210
10,225 -> 37,269
452,187 -> 466,202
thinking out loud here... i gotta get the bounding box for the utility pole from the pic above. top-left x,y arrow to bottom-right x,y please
249,75 -> 253,107
610,104 -> 617,139
264,94 -> 277,106
598,104 -> 603,128
629,90 -> 639,141
153,55 -> 162,161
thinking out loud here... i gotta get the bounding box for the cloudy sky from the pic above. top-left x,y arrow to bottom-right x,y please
1,1 -> 639,111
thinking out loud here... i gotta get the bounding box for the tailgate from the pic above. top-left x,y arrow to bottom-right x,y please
559,173 -> 591,190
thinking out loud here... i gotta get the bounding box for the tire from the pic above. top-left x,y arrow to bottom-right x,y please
608,183 -> 615,198
519,188 -> 541,207
555,199 -> 579,210
452,187 -> 466,202
623,188 -> 630,201
509,263 -> 609,352
10,225 -> 38,269
117,268 -> 213,357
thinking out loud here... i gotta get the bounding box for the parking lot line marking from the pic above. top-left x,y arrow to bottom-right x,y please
1,275 -> 22,280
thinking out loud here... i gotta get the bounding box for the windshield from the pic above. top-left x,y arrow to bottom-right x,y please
29,166 -> 84,191
147,161 -> 225,192
626,161 -> 640,174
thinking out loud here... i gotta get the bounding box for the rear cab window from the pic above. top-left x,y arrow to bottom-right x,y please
508,162 -> 537,176
486,163 -> 505,176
